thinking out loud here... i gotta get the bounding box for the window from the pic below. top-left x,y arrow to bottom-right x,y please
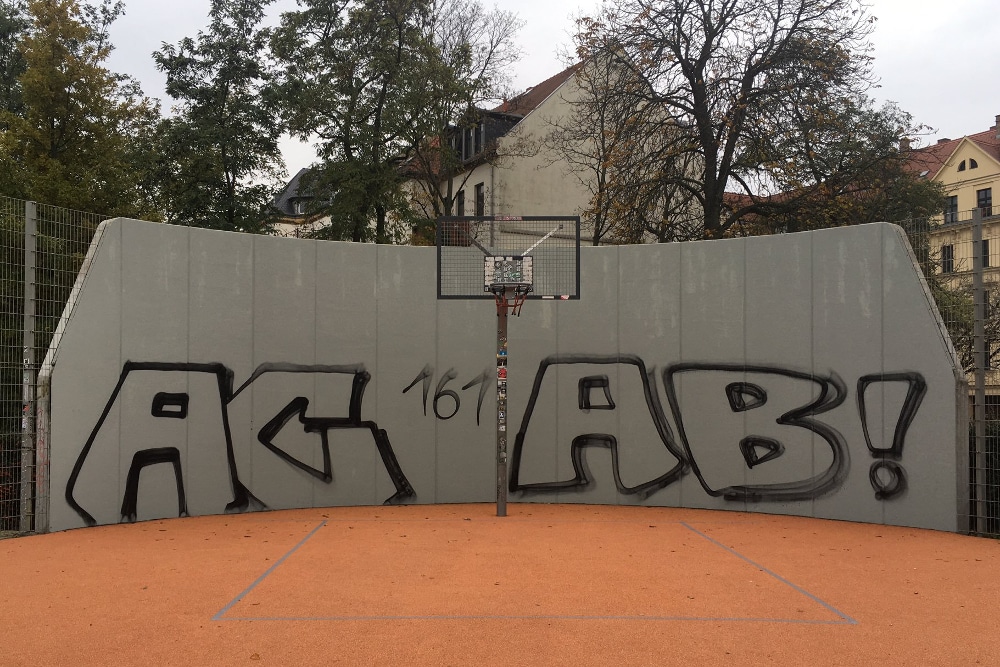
474,183 -> 485,216
458,122 -> 484,161
983,238 -> 991,268
293,200 -> 307,215
944,196 -> 958,224
970,158 -> 979,169
463,127 -> 474,160
941,244 -> 954,273
958,160 -> 966,172
978,188 -> 993,217
456,190 -> 465,216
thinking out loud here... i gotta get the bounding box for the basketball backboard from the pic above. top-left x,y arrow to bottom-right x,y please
436,216 -> 581,300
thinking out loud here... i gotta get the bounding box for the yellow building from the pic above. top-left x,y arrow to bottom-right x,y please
916,116 -> 1000,393
917,116 -> 1000,274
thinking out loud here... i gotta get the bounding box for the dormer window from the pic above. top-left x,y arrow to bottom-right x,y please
452,115 -> 490,163
463,126 -> 474,160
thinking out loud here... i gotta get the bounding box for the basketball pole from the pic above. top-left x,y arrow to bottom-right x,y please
495,286 -> 511,517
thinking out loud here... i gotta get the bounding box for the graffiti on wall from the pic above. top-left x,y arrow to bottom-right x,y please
856,373 -> 927,499
67,353 -> 928,527
402,365 -> 491,424
509,354 -> 687,499
65,361 -> 415,527
508,355 -> 927,504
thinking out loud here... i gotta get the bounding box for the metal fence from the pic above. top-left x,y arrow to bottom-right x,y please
0,198 -> 105,535
0,196 -> 997,537
900,207 -> 999,537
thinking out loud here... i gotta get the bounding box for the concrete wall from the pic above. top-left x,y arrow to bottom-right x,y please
43,219 -> 966,532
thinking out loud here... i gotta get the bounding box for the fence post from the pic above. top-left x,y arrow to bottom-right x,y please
18,201 -> 37,533
971,207 -> 987,534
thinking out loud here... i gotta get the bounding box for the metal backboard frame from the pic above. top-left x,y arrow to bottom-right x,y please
437,216 -> 581,300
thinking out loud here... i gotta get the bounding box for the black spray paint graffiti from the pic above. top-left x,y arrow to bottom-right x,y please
509,354 -> 688,499
402,366 -> 491,424
239,364 -> 414,504
66,361 -> 415,526
663,364 -> 850,502
856,373 -> 927,499
121,447 -> 187,523
508,356 -> 927,503
68,355 -> 931,525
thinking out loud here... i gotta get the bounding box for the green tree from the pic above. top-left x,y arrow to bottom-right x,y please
0,0 -> 28,123
272,0 -> 453,243
153,0 -> 284,233
731,97 -> 946,234
402,0 -> 522,238
0,0 -> 160,217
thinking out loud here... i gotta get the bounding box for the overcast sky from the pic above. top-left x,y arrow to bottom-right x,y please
105,0 -> 999,178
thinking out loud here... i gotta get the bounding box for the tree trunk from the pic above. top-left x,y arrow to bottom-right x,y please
376,203 -> 387,243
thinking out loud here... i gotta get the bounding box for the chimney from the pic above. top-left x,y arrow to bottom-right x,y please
996,114 -> 1000,138
900,137 -> 911,152
937,138 -> 951,144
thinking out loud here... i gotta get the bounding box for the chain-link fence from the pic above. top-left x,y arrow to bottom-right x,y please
0,196 -> 997,537
0,198 -> 105,536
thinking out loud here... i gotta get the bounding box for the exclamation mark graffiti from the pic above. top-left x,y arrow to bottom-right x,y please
857,373 -> 927,500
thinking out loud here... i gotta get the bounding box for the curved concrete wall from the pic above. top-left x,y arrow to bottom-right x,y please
43,219 -> 966,531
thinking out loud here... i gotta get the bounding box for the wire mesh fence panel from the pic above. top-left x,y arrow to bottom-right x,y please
0,197 -> 27,535
900,209 -> 1000,537
0,198 -> 104,535
33,202 -> 106,368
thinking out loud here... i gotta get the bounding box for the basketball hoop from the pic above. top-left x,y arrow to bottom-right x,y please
492,285 -> 530,317
485,255 -> 532,317
435,215 -> 581,518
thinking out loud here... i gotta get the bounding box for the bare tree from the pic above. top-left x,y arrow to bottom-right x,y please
540,55 -> 634,246
403,0 -> 523,238
580,0 -> 880,239
541,39 -> 701,246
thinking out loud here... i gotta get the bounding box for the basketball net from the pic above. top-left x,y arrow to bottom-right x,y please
492,286 -> 529,317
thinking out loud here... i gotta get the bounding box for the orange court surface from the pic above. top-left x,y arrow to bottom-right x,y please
2,503 -> 999,666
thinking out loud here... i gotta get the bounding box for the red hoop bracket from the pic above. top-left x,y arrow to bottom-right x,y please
491,285 -> 530,317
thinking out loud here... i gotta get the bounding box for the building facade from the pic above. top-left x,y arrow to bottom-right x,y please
916,115 -> 1000,390
403,65 -> 604,244
919,118 -> 1000,272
